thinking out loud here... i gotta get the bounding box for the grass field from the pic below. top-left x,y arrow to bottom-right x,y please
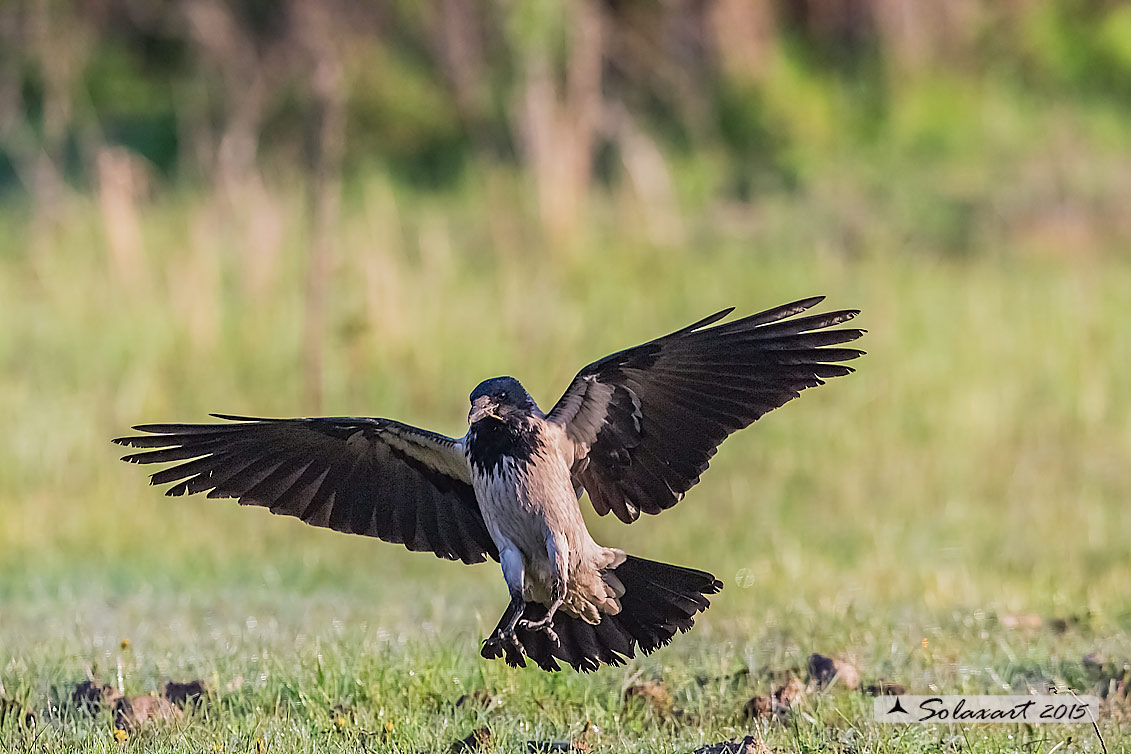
2,166 -> 1130,752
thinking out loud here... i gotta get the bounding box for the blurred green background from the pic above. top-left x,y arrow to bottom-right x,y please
2,0 -> 1131,749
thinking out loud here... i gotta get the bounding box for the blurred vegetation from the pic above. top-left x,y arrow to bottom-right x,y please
2,0 -> 1131,246
1,0 -> 1129,633
1,0 -> 1128,618
3,219 -> 1131,751
2,3 -> 1131,750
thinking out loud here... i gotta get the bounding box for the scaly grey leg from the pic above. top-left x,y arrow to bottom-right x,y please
481,543 -> 529,665
518,531 -> 567,644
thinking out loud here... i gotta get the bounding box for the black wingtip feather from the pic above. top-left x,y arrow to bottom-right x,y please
791,295 -> 826,309
673,307 -> 736,336
114,415 -> 497,565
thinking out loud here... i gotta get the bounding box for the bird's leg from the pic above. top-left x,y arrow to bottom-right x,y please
518,531 -> 567,644
499,590 -> 525,640
481,593 -> 528,667
497,546 -> 526,638
483,544 -> 527,660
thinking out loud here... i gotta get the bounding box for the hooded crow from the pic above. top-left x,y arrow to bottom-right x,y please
114,297 -> 863,671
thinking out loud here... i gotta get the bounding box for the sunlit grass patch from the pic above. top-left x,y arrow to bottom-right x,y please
2,164 -> 1129,750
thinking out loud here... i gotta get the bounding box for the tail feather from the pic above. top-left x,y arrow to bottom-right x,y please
481,556 -> 721,672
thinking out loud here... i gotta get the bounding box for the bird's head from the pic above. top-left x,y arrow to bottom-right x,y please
468,376 -> 537,425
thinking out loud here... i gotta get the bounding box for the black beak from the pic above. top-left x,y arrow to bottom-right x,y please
469,396 -> 499,424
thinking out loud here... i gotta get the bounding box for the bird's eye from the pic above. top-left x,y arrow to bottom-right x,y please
498,391 -> 508,400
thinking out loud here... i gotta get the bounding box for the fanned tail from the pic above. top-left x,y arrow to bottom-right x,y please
481,556 -> 722,672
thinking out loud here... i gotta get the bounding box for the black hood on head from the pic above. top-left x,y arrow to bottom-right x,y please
468,376 -> 540,417
466,376 -> 544,473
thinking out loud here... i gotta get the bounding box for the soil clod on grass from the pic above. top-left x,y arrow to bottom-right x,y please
113,695 -> 182,729
164,680 -> 208,708
863,681 -> 906,696
744,671 -> 805,721
1047,614 -> 1088,634
71,681 -> 122,715
807,653 -> 860,691
456,689 -> 494,708
743,695 -> 773,720
998,613 -> 1043,629
623,680 -> 672,717
449,725 -> 493,752
0,698 -> 36,728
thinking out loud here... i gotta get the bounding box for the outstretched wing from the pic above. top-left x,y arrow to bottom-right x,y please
546,297 -> 864,523
113,415 -> 497,564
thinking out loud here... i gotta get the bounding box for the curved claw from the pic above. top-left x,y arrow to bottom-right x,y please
482,628 -> 528,667
518,617 -> 560,645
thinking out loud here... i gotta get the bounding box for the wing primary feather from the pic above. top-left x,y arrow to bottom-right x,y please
116,415 -> 493,564
243,458 -> 316,507
207,413 -> 273,422
208,457 -> 288,499
120,438 -> 232,464
668,307 -> 736,335
550,297 -> 862,523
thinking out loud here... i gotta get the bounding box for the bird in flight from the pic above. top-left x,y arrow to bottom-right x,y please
114,297 -> 863,672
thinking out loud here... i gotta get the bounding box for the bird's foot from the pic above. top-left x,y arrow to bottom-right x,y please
517,616 -> 560,645
482,628 -> 527,667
